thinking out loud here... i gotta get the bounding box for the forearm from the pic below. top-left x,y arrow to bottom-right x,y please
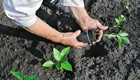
69,6 -> 90,31
24,16 -> 63,43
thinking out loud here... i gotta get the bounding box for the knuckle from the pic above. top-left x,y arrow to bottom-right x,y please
97,21 -> 100,25
96,20 -> 99,22
74,44 -> 77,48
74,43 -> 79,48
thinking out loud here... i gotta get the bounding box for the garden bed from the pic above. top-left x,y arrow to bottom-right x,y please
0,0 -> 140,80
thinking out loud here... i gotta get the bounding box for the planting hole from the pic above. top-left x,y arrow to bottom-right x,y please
83,42 -> 108,57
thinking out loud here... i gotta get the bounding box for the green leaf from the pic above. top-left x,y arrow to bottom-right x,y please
42,60 -> 55,67
22,75 -> 28,80
26,75 -> 38,80
119,30 -> 122,34
118,33 -> 128,37
61,61 -> 73,72
120,16 -> 126,22
117,36 -> 122,50
56,63 -> 61,70
121,15 -> 124,18
120,18 -> 126,22
108,36 -> 111,39
10,71 -> 23,79
126,6 -> 129,9
115,18 -> 119,24
121,37 -> 130,44
130,7 -> 133,9
113,25 -> 117,27
61,47 -> 70,58
126,0 -> 129,2
59,47 -> 70,61
53,48 -> 61,61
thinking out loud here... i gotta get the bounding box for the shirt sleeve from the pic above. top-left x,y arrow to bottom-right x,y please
59,0 -> 84,7
3,0 -> 43,27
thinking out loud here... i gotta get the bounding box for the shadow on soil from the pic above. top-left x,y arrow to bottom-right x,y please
82,41 -> 108,57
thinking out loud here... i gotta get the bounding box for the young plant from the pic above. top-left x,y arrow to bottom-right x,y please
42,47 -> 73,72
113,15 -> 127,28
96,30 -> 130,50
125,0 -> 133,13
10,71 -> 38,80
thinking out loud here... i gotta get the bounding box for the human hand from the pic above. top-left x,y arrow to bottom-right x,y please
80,17 -> 108,44
60,30 -> 87,48
69,7 -> 108,44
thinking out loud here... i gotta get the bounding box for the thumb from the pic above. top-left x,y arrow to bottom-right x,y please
75,30 -> 81,37
97,23 -> 108,30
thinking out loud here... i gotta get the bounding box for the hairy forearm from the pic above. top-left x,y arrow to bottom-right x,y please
69,6 -> 90,31
23,16 -> 63,43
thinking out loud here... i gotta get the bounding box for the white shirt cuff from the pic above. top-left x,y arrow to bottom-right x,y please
59,0 -> 84,7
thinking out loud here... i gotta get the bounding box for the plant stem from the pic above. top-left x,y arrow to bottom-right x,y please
95,33 -> 109,37
60,67 -> 64,72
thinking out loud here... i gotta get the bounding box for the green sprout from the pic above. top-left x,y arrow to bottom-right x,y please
125,0 -> 133,13
113,15 -> 127,28
42,47 -> 73,72
96,30 -> 130,50
10,71 -> 38,80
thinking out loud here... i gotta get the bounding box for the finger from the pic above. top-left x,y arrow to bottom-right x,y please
96,30 -> 103,42
75,46 -> 83,48
88,42 -> 96,46
75,30 -> 81,37
92,41 -> 96,44
78,42 -> 88,47
97,22 -> 108,30
83,43 -> 88,47
74,42 -> 85,48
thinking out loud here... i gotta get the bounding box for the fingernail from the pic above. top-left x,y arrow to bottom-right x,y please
92,42 -> 96,44
78,30 -> 81,33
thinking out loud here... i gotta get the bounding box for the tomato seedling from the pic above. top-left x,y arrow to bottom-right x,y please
96,30 -> 130,50
10,71 -> 38,80
113,15 -> 127,28
125,0 -> 133,13
42,47 -> 73,72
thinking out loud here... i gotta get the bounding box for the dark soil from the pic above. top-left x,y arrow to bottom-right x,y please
88,29 -> 96,42
0,0 -> 140,80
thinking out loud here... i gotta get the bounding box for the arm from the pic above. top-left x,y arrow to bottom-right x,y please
24,16 -> 86,48
69,6 -> 108,43
24,17 -> 63,43
3,0 -> 86,48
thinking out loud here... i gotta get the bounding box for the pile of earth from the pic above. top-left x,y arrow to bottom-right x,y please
0,0 -> 140,80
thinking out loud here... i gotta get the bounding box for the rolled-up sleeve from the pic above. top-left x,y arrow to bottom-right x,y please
3,0 -> 43,27
59,0 -> 84,7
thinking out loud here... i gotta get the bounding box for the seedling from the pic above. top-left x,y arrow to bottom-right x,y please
125,0 -> 133,13
10,71 -> 38,80
113,15 -> 127,28
42,47 -> 73,72
96,30 -> 130,50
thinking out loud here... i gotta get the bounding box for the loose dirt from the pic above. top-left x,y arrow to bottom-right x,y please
0,0 -> 140,80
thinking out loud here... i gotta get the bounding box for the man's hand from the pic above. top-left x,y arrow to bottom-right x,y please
60,30 -> 87,48
80,17 -> 108,43
69,6 -> 108,44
